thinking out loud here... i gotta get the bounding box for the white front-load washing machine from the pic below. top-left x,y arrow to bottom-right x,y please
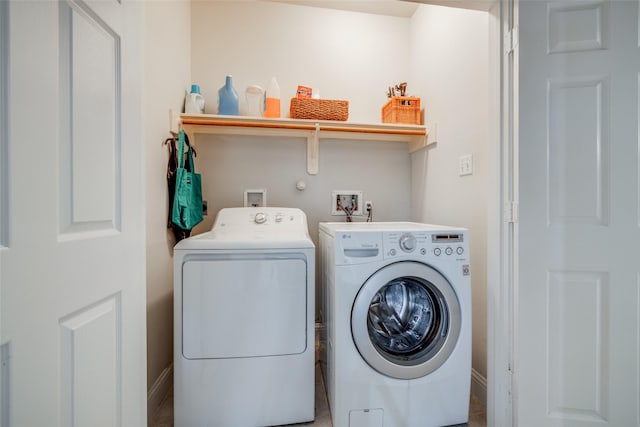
174,207 -> 315,426
319,222 -> 471,427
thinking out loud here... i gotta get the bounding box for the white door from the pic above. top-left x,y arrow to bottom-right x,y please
0,0 -> 146,426
517,0 -> 639,425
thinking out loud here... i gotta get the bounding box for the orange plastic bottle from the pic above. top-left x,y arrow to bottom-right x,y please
264,77 -> 281,118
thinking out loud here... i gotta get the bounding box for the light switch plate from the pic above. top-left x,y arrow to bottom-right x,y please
459,154 -> 473,176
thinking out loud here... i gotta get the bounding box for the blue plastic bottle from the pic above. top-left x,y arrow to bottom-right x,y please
218,75 -> 239,115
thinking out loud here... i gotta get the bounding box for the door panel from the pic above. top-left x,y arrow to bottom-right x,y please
547,76 -> 609,225
547,2 -> 608,54
182,258 -> 308,359
60,295 -> 121,427
59,0 -> 120,235
0,0 -> 7,249
0,1 -> 146,426
517,1 -> 639,425
0,4 -> 7,424
546,271 -> 608,422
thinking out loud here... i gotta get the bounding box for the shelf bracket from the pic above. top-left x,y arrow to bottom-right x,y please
307,123 -> 320,175
407,122 -> 437,153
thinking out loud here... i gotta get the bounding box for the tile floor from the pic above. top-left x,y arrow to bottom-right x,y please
150,362 -> 487,427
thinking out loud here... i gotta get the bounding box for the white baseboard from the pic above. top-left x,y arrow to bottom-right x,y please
147,363 -> 173,426
471,368 -> 487,406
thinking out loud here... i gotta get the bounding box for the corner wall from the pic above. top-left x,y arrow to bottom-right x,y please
143,0 -> 191,420
409,4 -> 490,397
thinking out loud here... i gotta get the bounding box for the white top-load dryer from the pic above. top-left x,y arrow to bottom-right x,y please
174,207 -> 315,426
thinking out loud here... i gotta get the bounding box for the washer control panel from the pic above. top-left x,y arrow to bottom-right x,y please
383,230 -> 467,261
430,232 -> 466,259
398,233 -> 417,252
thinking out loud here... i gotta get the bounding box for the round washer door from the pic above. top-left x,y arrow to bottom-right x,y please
351,261 -> 461,380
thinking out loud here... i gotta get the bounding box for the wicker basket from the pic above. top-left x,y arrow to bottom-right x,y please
381,96 -> 421,125
290,98 -> 349,121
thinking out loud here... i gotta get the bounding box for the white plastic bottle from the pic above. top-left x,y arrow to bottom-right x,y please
264,77 -> 280,118
185,84 -> 205,114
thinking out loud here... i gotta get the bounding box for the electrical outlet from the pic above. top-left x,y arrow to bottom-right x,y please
331,191 -> 363,216
365,201 -> 373,213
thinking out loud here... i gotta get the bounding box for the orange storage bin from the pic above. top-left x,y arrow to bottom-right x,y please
381,97 -> 421,125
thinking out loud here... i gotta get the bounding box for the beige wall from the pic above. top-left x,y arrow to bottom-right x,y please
143,0 -> 191,418
190,1 -> 411,123
188,0 -> 415,240
409,4 -> 490,387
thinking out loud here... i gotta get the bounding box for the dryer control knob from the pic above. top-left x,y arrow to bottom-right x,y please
254,212 -> 267,224
399,233 -> 417,252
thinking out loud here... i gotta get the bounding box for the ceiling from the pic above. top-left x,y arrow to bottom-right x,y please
267,0 -> 419,18
267,0 -> 493,17
408,0 -> 493,12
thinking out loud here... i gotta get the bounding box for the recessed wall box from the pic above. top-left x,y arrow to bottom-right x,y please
331,190 -> 363,216
244,189 -> 267,207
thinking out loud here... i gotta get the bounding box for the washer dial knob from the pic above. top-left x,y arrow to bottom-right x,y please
399,233 -> 417,252
254,212 -> 267,224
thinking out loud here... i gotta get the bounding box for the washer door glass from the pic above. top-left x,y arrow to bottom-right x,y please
352,261 -> 461,380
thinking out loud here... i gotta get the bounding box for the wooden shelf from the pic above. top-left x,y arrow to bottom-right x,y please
170,112 -> 436,175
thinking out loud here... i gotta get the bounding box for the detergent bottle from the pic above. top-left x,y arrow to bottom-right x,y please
184,84 -> 205,114
218,75 -> 239,115
264,77 -> 280,118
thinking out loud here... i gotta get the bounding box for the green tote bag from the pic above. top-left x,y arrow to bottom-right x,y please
171,130 -> 203,231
